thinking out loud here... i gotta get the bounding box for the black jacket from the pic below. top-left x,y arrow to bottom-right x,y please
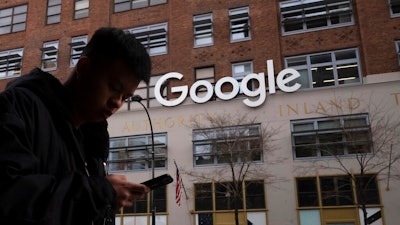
0,68 -> 115,225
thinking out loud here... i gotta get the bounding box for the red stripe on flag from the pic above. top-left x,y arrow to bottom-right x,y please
175,167 -> 183,206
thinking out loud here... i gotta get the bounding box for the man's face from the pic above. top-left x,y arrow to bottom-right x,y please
76,58 -> 140,124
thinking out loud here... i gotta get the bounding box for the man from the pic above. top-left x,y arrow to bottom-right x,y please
0,27 -> 151,225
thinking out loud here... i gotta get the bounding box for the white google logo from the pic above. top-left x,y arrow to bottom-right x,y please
155,60 -> 301,107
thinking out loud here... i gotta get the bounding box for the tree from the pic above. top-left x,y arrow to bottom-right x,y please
186,112 -> 281,225
294,97 -> 400,225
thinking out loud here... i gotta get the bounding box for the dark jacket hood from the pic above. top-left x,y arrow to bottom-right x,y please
6,68 -> 71,120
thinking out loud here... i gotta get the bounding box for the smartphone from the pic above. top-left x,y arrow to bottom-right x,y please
141,174 -> 173,190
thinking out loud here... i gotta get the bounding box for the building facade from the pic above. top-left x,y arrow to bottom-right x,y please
0,1 -> 399,225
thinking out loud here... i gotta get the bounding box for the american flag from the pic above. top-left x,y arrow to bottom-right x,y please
175,166 -> 183,206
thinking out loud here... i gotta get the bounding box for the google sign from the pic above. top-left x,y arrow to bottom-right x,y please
155,60 -> 301,108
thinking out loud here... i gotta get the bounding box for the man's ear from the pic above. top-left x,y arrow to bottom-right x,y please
76,56 -> 90,77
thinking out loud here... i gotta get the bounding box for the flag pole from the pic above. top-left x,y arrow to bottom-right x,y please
174,159 -> 189,200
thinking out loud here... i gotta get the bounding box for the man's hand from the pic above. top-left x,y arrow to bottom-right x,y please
106,174 -> 150,210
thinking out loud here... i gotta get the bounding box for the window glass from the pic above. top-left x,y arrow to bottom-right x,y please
0,4 -> 27,35
280,0 -> 354,35
47,0 -> 61,24
193,13 -> 213,47
193,124 -> 262,166
126,23 -> 168,56
229,7 -> 251,42
75,0 -> 89,19
389,0 -> 400,17
41,41 -> 59,71
291,114 -> 371,159
297,178 -> 318,207
0,48 -> 23,79
108,133 -> 167,172
285,48 -> 361,90
195,183 -> 213,211
114,0 -> 167,13
69,35 -> 87,67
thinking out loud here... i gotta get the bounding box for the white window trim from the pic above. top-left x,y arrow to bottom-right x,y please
41,41 -> 59,71
280,0 -> 354,36
193,13 -> 214,48
229,6 -> 251,42
0,48 -> 23,79
285,48 -> 362,90
126,23 -> 168,56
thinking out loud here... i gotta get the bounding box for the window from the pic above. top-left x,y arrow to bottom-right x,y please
291,114 -> 371,159
396,40 -> 400,65
280,0 -> 354,35
296,174 -> 380,225
320,176 -> 354,206
132,74 -> 167,108
41,41 -> 59,71
69,35 -> 87,67
195,180 -> 265,211
0,4 -> 27,35
193,13 -> 213,47
108,133 -> 167,172
117,186 -> 167,225
114,0 -> 167,13
47,0 -> 62,24
193,66 -> 215,99
296,174 -> 380,207
0,48 -> 23,79
74,0 -> 89,19
389,0 -> 400,17
126,23 -> 168,56
123,185 -> 167,213
193,124 -> 262,166
232,61 -> 254,92
285,48 -> 361,89
229,7 -> 251,42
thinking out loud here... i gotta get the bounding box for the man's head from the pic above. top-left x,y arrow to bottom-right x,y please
65,27 -> 151,127
81,27 -> 151,83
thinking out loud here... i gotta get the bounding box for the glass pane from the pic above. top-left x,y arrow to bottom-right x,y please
320,176 -> 353,206
318,119 -> 340,130
310,53 -> 332,64
293,123 -> 314,132
245,181 -> 265,209
337,63 -> 359,84
195,183 -> 213,210
297,178 -> 319,207
344,117 -> 367,128
312,65 -> 334,87
295,146 -> 318,158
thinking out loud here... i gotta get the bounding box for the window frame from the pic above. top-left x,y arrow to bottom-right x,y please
74,0 -> 89,19
389,0 -> 400,17
114,0 -> 167,13
108,133 -> 168,172
291,113 -> 372,159
132,74 -> 167,108
192,124 -> 262,166
47,0 -> 62,24
285,48 -> 362,90
0,4 -> 27,35
126,23 -> 168,56
0,48 -> 23,79
296,174 -> 380,208
69,35 -> 87,67
41,40 -> 59,71
280,0 -> 354,35
232,61 -> 255,92
194,180 -> 266,212
229,6 -> 251,42
395,40 -> 400,65
193,13 -> 214,48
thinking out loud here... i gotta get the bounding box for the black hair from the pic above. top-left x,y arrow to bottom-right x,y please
81,27 -> 151,84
